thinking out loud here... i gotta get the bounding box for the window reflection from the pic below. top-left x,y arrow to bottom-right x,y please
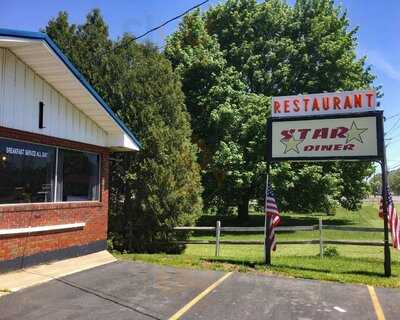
58,149 -> 100,201
0,139 -> 55,204
0,138 -> 100,205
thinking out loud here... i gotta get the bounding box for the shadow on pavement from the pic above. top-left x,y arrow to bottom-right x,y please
205,258 -> 389,279
342,270 -> 387,277
23,270 -> 163,320
204,258 -> 259,268
203,257 -> 333,274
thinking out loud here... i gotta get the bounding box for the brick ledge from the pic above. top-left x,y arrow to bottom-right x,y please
0,201 -> 103,213
0,222 -> 85,237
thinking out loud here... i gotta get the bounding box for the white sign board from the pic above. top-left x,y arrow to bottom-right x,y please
272,89 -> 376,118
267,113 -> 383,161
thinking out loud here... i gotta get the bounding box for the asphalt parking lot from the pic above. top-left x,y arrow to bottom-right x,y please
0,260 -> 398,320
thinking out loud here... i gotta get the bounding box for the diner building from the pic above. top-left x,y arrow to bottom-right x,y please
0,29 -> 140,271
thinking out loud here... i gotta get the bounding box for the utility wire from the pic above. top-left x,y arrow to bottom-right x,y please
386,112 -> 400,121
114,0 -> 209,52
386,137 -> 400,147
389,163 -> 400,171
386,117 -> 400,135
132,0 -> 209,41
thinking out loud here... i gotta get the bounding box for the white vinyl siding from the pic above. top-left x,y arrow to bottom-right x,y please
0,48 -> 107,147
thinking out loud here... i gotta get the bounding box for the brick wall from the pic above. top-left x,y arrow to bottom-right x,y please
0,126 -> 110,270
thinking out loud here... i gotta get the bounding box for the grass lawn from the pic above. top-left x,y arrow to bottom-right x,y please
115,205 -> 400,288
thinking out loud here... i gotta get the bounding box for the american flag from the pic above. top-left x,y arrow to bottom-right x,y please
379,188 -> 400,249
265,184 -> 281,251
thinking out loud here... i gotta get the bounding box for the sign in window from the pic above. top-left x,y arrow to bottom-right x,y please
0,138 -> 55,204
0,138 -> 100,205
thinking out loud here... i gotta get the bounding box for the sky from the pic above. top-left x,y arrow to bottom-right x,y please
1,0 -> 399,168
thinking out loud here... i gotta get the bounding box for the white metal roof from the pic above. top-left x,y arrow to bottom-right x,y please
0,29 -> 140,151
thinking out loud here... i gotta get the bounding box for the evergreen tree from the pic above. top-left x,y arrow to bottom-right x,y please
45,10 -> 203,252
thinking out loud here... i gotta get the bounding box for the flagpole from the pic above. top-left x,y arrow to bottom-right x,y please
380,113 -> 391,277
381,157 -> 391,277
264,164 -> 271,266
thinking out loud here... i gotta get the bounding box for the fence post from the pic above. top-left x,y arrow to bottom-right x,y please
319,217 -> 323,259
215,220 -> 221,257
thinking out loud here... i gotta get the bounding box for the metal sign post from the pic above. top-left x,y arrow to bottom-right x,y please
264,166 -> 271,265
380,116 -> 391,277
381,160 -> 392,277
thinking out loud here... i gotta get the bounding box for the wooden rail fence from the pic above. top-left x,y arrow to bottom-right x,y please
174,217 -> 386,258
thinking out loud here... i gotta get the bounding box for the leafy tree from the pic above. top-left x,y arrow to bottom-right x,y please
271,162 -> 342,213
369,173 -> 381,196
391,169 -> 400,195
167,0 -> 376,216
45,10 -> 203,252
336,162 -> 372,210
165,11 -> 270,219
370,169 -> 400,196
206,0 -> 374,94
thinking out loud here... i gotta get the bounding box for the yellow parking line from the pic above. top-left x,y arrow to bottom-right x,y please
168,272 -> 233,320
367,285 -> 385,320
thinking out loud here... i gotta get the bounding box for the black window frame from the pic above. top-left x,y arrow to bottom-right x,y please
0,137 -> 101,205
56,147 -> 101,202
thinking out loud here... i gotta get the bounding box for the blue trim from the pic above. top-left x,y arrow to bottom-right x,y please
0,28 -> 141,149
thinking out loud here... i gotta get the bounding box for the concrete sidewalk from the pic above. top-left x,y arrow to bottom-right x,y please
0,250 -> 116,296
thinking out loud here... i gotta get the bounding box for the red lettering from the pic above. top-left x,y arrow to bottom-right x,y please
334,144 -> 343,151
322,97 -> 330,110
312,98 -> 320,111
293,99 -> 300,112
284,100 -> 290,113
321,145 -> 333,151
298,128 -> 311,139
330,127 -> 348,139
281,129 -> 293,140
344,96 -> 352,109
336,127 -> 348,138
343,144 -> 355,150
274,101 -> 281,113
303,98 -> 310,112
304,145 -> 314,151
333,96 -> 341,109
354,94 -> 362,108
312,128 -> 329,139
366,93 -> 374,107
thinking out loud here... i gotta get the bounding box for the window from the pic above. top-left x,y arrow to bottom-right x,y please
0,138 -> 100,205
0,138 -> 55,204
57,149 -> 100,201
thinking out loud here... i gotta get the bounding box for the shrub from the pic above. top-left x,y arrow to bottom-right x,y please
324,246 -> 339,258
